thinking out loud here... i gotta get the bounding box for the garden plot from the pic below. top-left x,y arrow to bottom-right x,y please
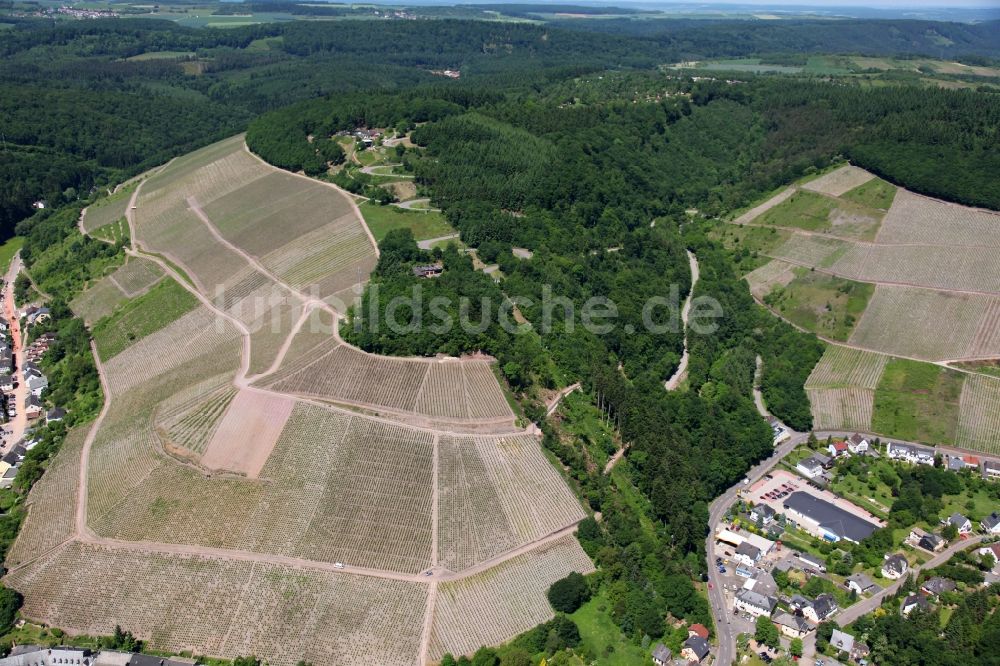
428,534 -> 594,660
800,165 -> 875,197
955,374 -> 1000,455
876,189 -> 1000,246
70,276 -> 128,323
807,388 -> 875,431
5,542 -> 427,666
5,428 -> 86,568
110,256 -> 163,297
805,346 -> 889,389
848,285 -> 1000,361
200,390 -> 295,478
437,435 -> 585,573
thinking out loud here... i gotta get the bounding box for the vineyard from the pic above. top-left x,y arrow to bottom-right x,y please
800,165 -> 875,197
6,542 -> 428,666
93,278 -> 200,361
263,342 -> 514,424
70,276 -> 128,324
806,346 -> 889,389
109,257 -> 164,297
5,428 -> 86,567
731,186 -> 794,225
428,534 -> 595,661
876,189 -> 1000,246
955,374 -> 1000,455
848,285 -> 1000,361
82,188 -> 132,233
806,388 -> 876,431
199,390 -> 294,477
745,259 -> 797,300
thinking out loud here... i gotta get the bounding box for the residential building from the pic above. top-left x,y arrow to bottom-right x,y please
796,457 -> 824,479
25,394 -> 43,419
651,643 -> 672,666
919,534 -> 945,552
750,503 -> 776,525
846,433 -> 869,454
126,656 -> 199,666
947,512 -> 972,534
902,594 -> 931,616
411,264 -> 443,278
828,440 -> 849,458
748,571 -> 778,597
976,543 -> 1000,570
882,553 -> 909,580
0,647 -> 94,665
830,629 -> 855,656
26,373 -> 47,397
983,460 -> 1000,481
734,588 -> 776,618
687,624 -> 709,640
789,595 -> 812,613
782,492 -> 880,544
980,512 -> 1000,534
813,452 -> 833,468
772,612 -> 811,639
920,577 -> 956,596
887,442 -> 934,465
0,374 -> 12,391
803,594 -> 837,623
46,406 -> 66,423
681,636 -> 710,663
734,541 -> 762,567
845,572 -> 877,595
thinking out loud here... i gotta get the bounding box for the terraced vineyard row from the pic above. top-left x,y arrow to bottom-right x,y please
265,343 -> 512,422
159,385 -> 237,456
806,346 -> 889,389
428,534 -> 595,660
70,276 -> 128,323
800,164 -> 874,197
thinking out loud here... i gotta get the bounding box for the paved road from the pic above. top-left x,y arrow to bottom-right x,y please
395,197 -> 440,211
417,233 -> 459,250
2,254 -> 29,452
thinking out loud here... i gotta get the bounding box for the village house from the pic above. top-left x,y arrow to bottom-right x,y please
25,394 -> 43,419
882,553 -> 909,580
26,373 -> 47,397
946,512 -> 973,534
681,636 -> 710,663
412,263 -> 444,278
947,454 -> 980,472
981,512 -> 1000,535
902,594 -> 931,616
802,594 -> 837,623
976,543 -> 1000,571
46,406 -> 66,424
772,612 -> 811,639
920,577 -> 956,597
734,541 -> 763,568
829,629 -> 855,656
687,624 -> 709,641
918,533 -> 945,553
846,433 -> 869,454
651,643 -> 672,666
0,647 -> 95,665
750,503 -> 776,526
984,460 -> 1000,481
734,588 -> 776,618
795,551 -> 827,573
796,456 -> 824,479
828,440 -> 849,458
845,572 -> 877,595
0,316 -> 7,332
0,374 -> 13,392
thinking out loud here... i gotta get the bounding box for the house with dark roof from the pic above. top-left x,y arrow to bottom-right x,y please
947,513 -> 972,534
651,644 -> 672,666
887,442 -> 934,466
902,594 -> 931,616
795,551 -> 827,573
781,492 -> 880,544
750,503 -> 776,525
984,460 -> 1000,481
920,577 -> 956,596
772,612 -> 811,639
981,512 -> 1000,534
882,553 -> 909,579
735,541 -> 762,567
846,433 -> 869,454
796,457 -> 824,479
845,572 -> 877,595
681,636 -> 710,663
803,594 -> 837,623
46,406 -> 66,423
734,588 -> 776,618
0,647 -> 95,665
919,533 -> 945,552
830,629 -> 855,656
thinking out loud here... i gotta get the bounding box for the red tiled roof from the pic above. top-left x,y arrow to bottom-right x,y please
688,623 -> 709,639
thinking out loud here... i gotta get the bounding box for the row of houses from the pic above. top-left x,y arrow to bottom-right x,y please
0,646 -> 199,666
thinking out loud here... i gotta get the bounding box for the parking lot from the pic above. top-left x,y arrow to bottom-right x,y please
748,469 -> 885,527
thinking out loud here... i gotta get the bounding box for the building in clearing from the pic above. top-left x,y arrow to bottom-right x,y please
781,492 -> 879,544
845,572 -> 877,595
946,512 -> 972,534
651,643 -> 672,666
882,553 -> 909,580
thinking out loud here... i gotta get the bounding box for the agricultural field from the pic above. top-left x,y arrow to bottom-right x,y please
6,542 -> 428,666
840,178 -> 897,211
955,374 -> 1000,455
757,266 -> 873,341
70,275 -> 129,324
90,219 -> 129,244
754,189 -> 883,240
82,188 -> 133,233
262,341 -> 514,425
800,164 -> 875,197
848,285 -> 1000,361
875,189 -> 1000,246
428,534 -> 595,661
92,277 -> 199,360
871,359 -> 963,445
360,202 -> 455,242
108,256 -> 163,297
805,347 -> 891,431
5,428 -> 86,568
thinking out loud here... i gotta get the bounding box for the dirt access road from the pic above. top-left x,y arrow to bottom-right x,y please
664,250 -> 699,391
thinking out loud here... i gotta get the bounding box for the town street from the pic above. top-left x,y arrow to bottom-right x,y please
2,253 -> 29,453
